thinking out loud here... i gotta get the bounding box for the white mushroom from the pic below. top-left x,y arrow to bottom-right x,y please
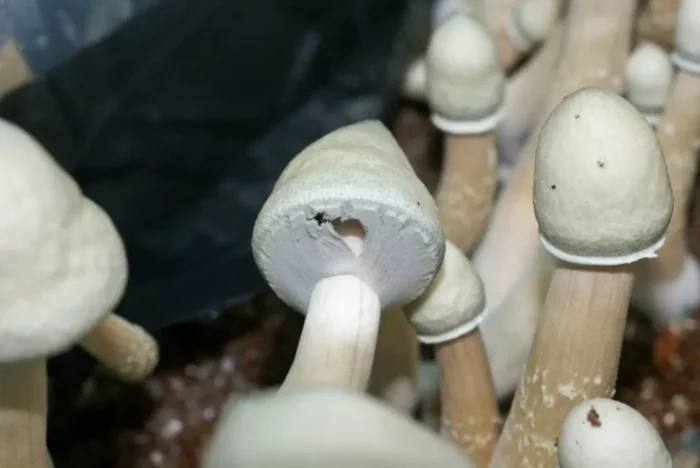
624,41 -> 674,125
491,88 -> 673,468
202,387 -> 477,468
557,398 -> 672,468
426,13 -> 504,252
252,121 -> 444,390
405,241 -> 497,467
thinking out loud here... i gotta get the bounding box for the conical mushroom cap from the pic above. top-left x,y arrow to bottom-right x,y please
558,398 -> 672,468
625,42 -> 673,117
533,87 -> 673,265
405,240 -> 486,344
203,387 -> 476,468
426,13 -> 505,132
252,121 -> 444,312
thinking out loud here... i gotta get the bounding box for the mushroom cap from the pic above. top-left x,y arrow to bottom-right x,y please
673,0 -> 700,73
509,0 -> 562,51
557,398 -> 672,468
203,387 -> 476,468
0,120 -> 128,362
405,240 -> 487,344
252,121 -> 444,313
533,87 -> 673,265
426,13 -> 505,133
432,0 -> 474,30
625,42 -> 673,121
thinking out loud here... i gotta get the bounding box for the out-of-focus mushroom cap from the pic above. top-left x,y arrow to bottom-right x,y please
203,387 -> 476,468
0,120 -> 128,362
508,0 -> 562,51
625,42 -> 673,122
252,121 -> 445,313
673,0 -> 700,73
557,398 -> 672,468
533,87 -> 673,265
405,240 -> 487,344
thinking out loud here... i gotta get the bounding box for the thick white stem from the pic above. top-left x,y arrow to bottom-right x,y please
282,275 -> 381,390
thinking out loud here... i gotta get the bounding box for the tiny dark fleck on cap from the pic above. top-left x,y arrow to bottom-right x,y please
575,114 -> 580,119
587,407 -> 602,427
551,185 -> 556,190
597,161 -> 605,168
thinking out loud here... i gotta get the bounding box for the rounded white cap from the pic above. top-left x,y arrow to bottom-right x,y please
402,58 -> 427,101
252,121 -> 445,313
203,387 -> 476,468
673,0 -> 700,73
625,42 -> 673,121
405,240 -> 487,344
0,119 -> 128,362
508,0 -> 562,52
557,398 -> 672,468
426,14 -> 505,133
533,87 -> 673,265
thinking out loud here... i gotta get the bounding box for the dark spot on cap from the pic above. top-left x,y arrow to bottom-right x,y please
587,407 -> 601,427
551,185 -> 556,190
597,161 -> 605,168
575,114 -> 580,119
312,212 -> 329,225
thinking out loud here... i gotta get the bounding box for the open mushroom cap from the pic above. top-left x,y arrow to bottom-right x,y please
557,398 -> 672,468
533,87 -> 673,265
405,240 -> 487,344
252,121 -> 444,313
203,387 -> 476,468
625,42 -> 673,121
0,119 -> 128,362
673,0 -> 700,73
509,0 -> 562,51
426,13 -> 505,133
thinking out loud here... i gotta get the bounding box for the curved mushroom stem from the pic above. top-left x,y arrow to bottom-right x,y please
282,275 -> 381,390
79,314 -> 159,382
438,331 -> 499,467
636,0 -> 678,51
0,359 -> 47,468
437,133 -> 497,252
490,264 -> 634,468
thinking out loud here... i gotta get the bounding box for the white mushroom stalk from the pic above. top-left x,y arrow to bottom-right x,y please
624,42 -> 674,126
426,13 -> 504,252
203,387 -> 477,468
631,7 -> 700,325
490,88 -> 673,468
405,241 -> 497,467
475,0 -> 638,400
557,398 -> 672,468
0,119 -> 159,468
252,121 -> 444,391
636,0 -> 679,51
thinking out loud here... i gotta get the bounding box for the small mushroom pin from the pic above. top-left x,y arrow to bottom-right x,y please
252,121 -> 444,391
490,88 -> 673,468
426,13 -> 504,252
557,398 -> 672,468
405,241 -> 497,467
625,41 -> 674,126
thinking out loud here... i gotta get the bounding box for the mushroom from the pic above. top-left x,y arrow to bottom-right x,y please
497,0 -> 562,68
432,0 -> 476,30
426,13 -> 504,252
557,398 -> 672,468
624,41 -> 674,126
405,241 -> 497,467
203,387 -> 477,468
636,0 -> 679,51
0,119 -> 159,468
252,120 -> 444,390
474,0 -> 638,399
490,87 -> 673,468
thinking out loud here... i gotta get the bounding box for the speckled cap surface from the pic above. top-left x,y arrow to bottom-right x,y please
533,87 -> 673,265
426,13 -> 505,133
252,121 -> 445,313
405,240 -> 486,344
673,0 -> 700,74
625,42 -> 673,121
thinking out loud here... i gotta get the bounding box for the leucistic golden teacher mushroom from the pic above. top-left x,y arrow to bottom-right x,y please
625,42 -> 674,126
202,387 -> 477,468
557,398 -> 672,468
427,13 -> 504,252
490,88 -> 673,468
633,0 -> 700,324
405,241 -> 497,467
252,121 -> 444,391
0,119 -> 159,468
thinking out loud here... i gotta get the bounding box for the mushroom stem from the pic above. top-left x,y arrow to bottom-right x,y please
282,275 -> 381,390
437,133 -> 496,252
0,359 -> 47,468
437,331 -> 499,467
636,0 -> 678,51
79,314 -> 159,382
490,264 -> 634,468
